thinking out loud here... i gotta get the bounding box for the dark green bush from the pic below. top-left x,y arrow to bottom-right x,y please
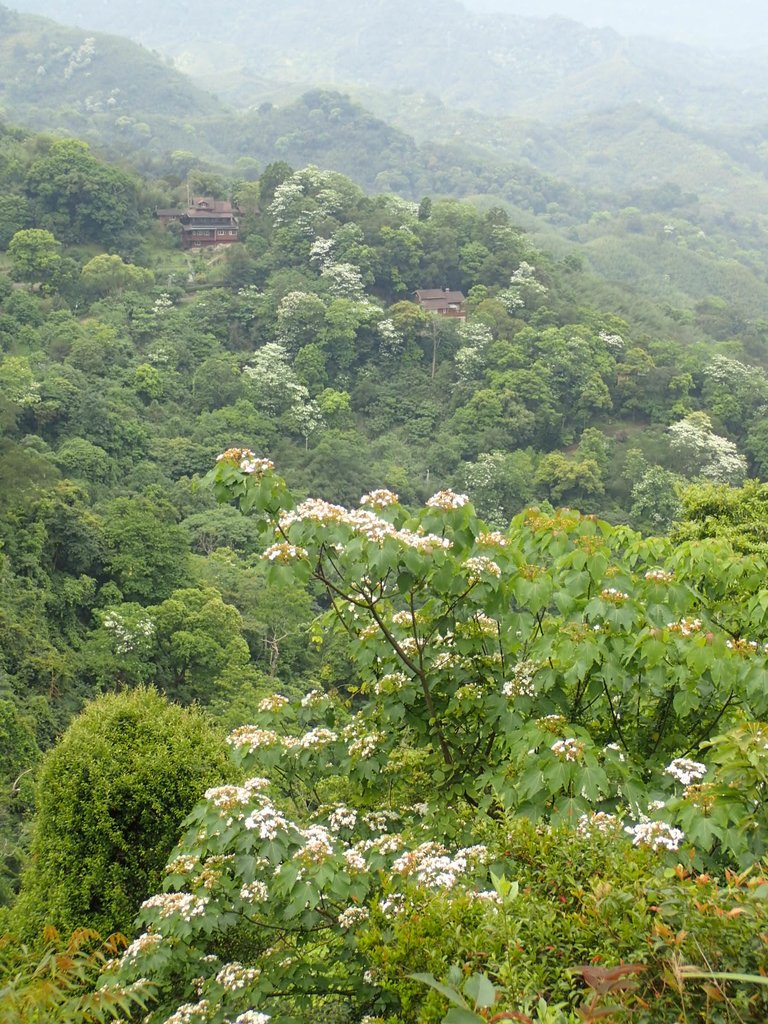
14,687 -> 230,937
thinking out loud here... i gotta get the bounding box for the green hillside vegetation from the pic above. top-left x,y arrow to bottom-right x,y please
2,2 -> 768,347
1,81 -> 768,1020
10,0 -> 768,125
0,4 -> 224,161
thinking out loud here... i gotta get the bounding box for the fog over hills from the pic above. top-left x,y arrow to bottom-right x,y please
6,0 -> 767,126
461,0 -> 768,51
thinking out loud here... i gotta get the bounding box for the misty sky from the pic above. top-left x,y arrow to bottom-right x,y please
461,0 -> 768,50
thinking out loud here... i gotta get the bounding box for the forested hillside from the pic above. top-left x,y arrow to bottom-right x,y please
2,3 -> 768,338
1,5 -> 768,1021
9,0 -> 768,124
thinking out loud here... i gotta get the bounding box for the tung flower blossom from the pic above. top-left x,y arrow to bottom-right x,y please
141,892 -> 208,921
426,489 -> 469,510
337,906 -> 370,928
360,489 -> 399,508
665,758 -> 707,785
625,819 -> 684,852
551,738 -> 584,762
463,556 -> 502,581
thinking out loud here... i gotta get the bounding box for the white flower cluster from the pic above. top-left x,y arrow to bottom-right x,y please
576,812 -> 620,838
426,489 -> 469,510
296,824 -> 335,863
227,727 -> 284,753
268,178 -> 305,224
725,637 -> 768,655
328,805 -> 358,831
644,568 -> 674,583
215,448 -> 274,477
363,810 -> 401,832
378,892 -> 406,918
360,488 -> 399,508
166,855 -> 198,875
102,611 -> 155,655
344,848 -> 367,871
478,530 -> 509,547
279,498 -> 451,551
463,556 -> 502,581
376,318 -> 405,357
63,36 -> 95,79
337,905 -> 370,928
431,651 -> 460,671
667,617 -> 703,636
192,854 -> 234,892
119,931 -> 162,964
391,842 -> 487,890
321,261 -> 365,300
299,689 -> 327,708
163,1000 -> 210,1024
598,330 -> 625,352
298,727 -> 338,748
242,456 -> 274,475
244,801 -> 292,840
668,415 -> 747,485
625,820 -> 684,852
357,833 -> 402,856
665,758 -> 707,785
347,732 -> 383,758
152,293 -> 174,316
233,1013 -> 271,1024
391,610 -> 415,627
309,236 -> 335,268
550,738 -> 585,762
258,694 -> 289,713
461,613 -> 499,637
502,660 -> 538,699
239,880 -> 269,902
205,779 -> 268,813
600,588 -> 629,603
468,890 -> 503,906
262,542 -> 309,563
141,892 -> 208,921
216,962 -> 260,991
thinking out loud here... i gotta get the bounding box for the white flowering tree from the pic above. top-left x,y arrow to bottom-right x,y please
274,291 -> 327,354
108,453 -> 768,1022
668,413 -> 748,485
498,261 -> 547,313
243,345 -> 324,445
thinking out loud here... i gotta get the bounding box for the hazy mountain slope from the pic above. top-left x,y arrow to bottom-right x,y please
8,0 -> 768,125
0,4 -> 224,157
2,4 -> 768,328
365,97 -> 768,214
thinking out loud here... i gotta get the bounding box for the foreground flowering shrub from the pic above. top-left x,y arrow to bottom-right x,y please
204,455 -> 768,865
105,455 -> 768,1021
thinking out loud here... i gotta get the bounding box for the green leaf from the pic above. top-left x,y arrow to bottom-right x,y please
444,1009 -> 486,1024
409,973 -> 468,1009
464,972 -> 497,1009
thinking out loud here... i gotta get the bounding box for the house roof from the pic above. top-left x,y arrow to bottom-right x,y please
414,289 -> 465,303
192,197 -> 238,213
183,209 -> 239,221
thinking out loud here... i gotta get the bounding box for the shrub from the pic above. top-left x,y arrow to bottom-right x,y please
14,687 -> 230,937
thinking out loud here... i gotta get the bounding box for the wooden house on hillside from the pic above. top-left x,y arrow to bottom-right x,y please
414,288 -> 466,318
155,196 -> 240,249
